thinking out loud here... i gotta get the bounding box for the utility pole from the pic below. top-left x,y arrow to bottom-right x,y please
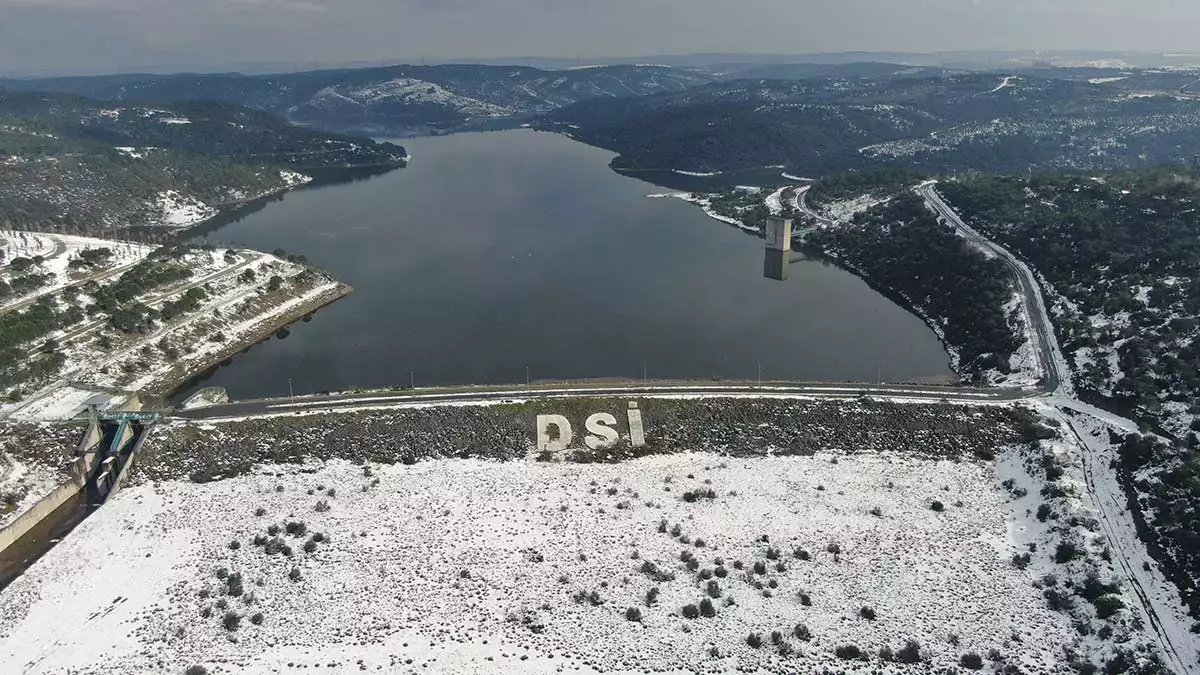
526,366 -> 530,387
288,378 -> 294,403
642,362 -> 647,384
410,370 -> 414,390
757,360 -> 763,385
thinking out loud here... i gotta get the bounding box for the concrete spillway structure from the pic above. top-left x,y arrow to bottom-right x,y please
0,403 -> 159,590
763,216 -> 793,281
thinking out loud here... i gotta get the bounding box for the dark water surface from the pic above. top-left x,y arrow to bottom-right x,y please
182,130 -> 952,399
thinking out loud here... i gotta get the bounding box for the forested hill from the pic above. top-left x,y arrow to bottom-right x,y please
0,92 -> 407,236
540,72 -> 1200,177
0,64 -> 715,137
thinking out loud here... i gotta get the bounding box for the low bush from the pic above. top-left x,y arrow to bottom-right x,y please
222,611 -> 242,631
794,548 -> 810,561
250,612 -> 264,626
625,607 -> 642,622
706,580 -> 721,598
699,598 -> 716,618
746,633 -> 762,648
835,644 -> 862,660
793,623 -> 811,641
895,640 -> 922,664
859,606 -> 876,621
961,652 -> 984,670
681,603 -> 700,619
930,500 -> 945,512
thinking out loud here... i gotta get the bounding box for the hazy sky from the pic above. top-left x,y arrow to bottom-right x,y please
2,0 -> 1199,75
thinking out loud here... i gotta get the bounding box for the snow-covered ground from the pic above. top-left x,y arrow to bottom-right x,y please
0,231 -> 154,311
646,193 -> 758,233
983,292 -> 1043,389
157,190 -> 218,227
0,454 -> 65,529
1,248 -> 343,421
817,194 -> 891,224
0,447 -> 1158,674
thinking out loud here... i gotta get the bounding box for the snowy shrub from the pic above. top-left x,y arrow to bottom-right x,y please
252,534 -> 267,546
222,611 -> 242,631
869,506 -> 883,517
930,500 -> 945,512
314,500 -> 331,513
859,606 -> 876,621
1054,540 -> 1082,563
826,542 -> 841,554
770,630 -> 783,644
1045,588 -> 1073,612
285,521 -> 308,537
699,598 -> 716,618
960,652 -> 984,670
835,644 -> 862,660
753,561 -> 767,575
777,640 -> 793,656
1011,553 -> 1032,570
686,559 -> 700,571
706,580 -> 721,598
670,523 -> 682,537
794,548 -> 810,561
895,639 -> 922,664
215,567 -> 229,580
714,566 -> 728,578
226,572 -> 244,597
681,603 -> 700,619
746,633 -> 762,648
228,540 -> 240,551
765,547 -> 781,560
1093,595 -> 1125,620
250,612 -> 264,626
311,532 -> 325,543
1037,503 -> 1054,522
775,562 -> 787,573
798,592 -> 811,606
645,586 -> 660,606
266,524 -> 280,536
625,607 -> 642,622
698,568 -> 713,580
254,507 -> 266,517
303,539 -> 318,554
879,646 -> 894,661
657,519 -> 668,533
184,666 -> 209,675
288,567 -> 301,583
793,623 -> 811,641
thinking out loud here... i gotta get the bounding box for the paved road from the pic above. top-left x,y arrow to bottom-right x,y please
917,183 -> 1063,394
175,380 -> 1032,420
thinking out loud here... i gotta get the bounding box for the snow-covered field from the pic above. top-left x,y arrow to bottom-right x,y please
1,247 -> 344,421
0,231 -> 154,311
983,292 -> 1043,389
0,451 -> 1099,673
0,454 -> 65,529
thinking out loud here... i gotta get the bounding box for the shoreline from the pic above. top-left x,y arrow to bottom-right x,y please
147,281 -> 353,402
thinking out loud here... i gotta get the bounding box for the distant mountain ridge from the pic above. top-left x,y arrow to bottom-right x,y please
539,71 -> 1200,178
0,91 -> 407,235
0,64 -> 716,136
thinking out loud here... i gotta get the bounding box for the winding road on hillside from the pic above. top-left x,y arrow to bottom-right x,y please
917,182 -> 1065,395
